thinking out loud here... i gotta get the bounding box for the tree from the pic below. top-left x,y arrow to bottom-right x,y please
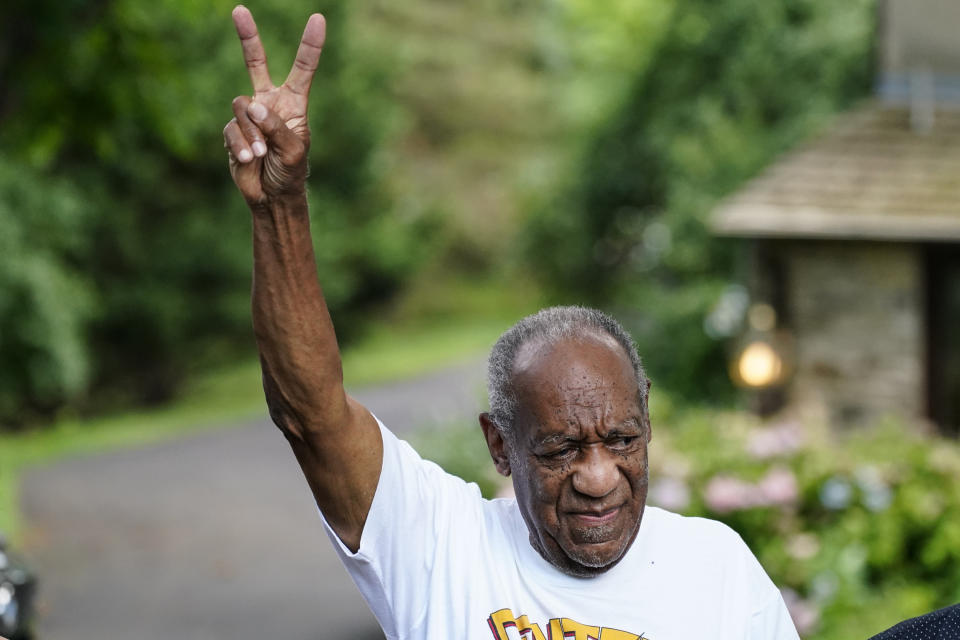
526,0 -> 876,400
0,0 -> 426,425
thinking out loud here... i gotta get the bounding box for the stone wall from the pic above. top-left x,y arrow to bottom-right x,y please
883,0 -> 960,75
781,241 -> 925,425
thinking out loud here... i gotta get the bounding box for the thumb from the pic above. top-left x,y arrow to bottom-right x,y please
247,101 -> 305,164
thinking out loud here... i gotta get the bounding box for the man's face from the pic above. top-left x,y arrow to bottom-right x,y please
496,334 -> 651,577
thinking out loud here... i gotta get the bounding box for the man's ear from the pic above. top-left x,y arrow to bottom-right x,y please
479,412 -> 511,477
644,378 -> 653,443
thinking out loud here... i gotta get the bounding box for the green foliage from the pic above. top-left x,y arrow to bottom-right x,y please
646,407 -> 960,639
550,0 -> 673,128
0,160 -> 94,422
0,0 -> 428,425
350,0 -> 572,273
525,0 -> 876,401
412,422 -> 503,500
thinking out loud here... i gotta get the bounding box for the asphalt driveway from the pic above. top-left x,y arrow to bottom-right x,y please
20,358 -> 487,640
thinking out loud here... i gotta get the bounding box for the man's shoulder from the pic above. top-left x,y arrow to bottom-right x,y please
638,507 -> 782,615
376,419 -> 489,513
637,506 -> 757,570
643,506 -> 744,546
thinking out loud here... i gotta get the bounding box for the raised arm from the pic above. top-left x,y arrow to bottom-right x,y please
222,5 -> 382,552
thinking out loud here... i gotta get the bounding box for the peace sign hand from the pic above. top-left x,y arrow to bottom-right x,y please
223,5 -> 326,206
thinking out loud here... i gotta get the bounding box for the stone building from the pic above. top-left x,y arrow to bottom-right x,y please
711,0 -> 960,434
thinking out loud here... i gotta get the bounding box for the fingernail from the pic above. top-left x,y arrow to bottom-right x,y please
238,149 -> 253,163
252,141 -> 267,157
249,102 -> 267,121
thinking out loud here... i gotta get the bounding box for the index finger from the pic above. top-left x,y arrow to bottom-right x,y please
284,13 -> 326,96
233,5 -> 273,93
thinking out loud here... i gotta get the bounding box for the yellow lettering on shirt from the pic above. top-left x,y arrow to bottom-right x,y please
487,609 -> 646,640
559,618 -> 602,640
598,628 -> 642,640
488,608 -> 547,640
547,618 -> 564,640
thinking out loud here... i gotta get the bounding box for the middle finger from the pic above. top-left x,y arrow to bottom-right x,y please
232,5 -> 273,94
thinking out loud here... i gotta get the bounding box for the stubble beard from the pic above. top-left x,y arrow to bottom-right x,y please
532,510 -> 643,578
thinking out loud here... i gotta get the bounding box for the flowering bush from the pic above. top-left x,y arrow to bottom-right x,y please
646,396 -> 960,639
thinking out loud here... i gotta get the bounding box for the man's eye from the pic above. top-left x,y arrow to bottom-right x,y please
610,436 -> 638,450
545,447 -> 577,460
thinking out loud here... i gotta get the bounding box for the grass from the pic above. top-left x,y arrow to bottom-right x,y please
0,280 -> 541,542
342,316 -> 511,387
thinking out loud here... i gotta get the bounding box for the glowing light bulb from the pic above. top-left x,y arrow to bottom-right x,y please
738,341 -> 782,387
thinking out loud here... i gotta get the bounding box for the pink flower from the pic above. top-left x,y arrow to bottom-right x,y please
705,467 -> 798,513
786,533 -> 820,560
747,421 -> 804,459
758,467 -> 799,506
650,477 -> 691,511
704,476 -> 757,513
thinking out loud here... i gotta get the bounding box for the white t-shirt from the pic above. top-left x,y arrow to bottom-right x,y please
320,420 -> 799,640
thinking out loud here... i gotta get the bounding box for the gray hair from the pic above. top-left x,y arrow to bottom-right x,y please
486,306 -> 649,434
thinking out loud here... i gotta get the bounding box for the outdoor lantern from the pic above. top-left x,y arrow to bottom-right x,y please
729,303 -> 794,413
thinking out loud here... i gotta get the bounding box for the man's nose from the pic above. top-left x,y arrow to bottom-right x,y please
571,446 -> 619,498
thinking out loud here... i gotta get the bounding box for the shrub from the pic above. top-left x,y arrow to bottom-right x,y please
647,406 -> 960,639
0,160 -> 94,424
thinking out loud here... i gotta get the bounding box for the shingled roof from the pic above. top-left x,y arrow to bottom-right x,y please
711,101 -> 960,242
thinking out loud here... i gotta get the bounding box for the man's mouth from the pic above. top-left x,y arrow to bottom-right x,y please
569,506 -> 621,526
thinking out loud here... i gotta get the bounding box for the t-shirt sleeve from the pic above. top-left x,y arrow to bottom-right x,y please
749,589 -> 801,640
318,417 -> 482,639
686,514 -> 801,640
741,540 -> 801,640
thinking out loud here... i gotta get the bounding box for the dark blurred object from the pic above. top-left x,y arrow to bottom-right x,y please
0,534 -> 36,640
868,603 -> 960,640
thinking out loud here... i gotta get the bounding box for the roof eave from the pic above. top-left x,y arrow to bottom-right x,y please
712,203 -> 960,243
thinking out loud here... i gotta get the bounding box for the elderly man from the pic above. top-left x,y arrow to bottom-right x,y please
222,7 -> 799,639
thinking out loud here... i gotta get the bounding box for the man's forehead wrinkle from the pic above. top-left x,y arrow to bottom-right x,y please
531,394 -> 641,441
533,432 -> 576,447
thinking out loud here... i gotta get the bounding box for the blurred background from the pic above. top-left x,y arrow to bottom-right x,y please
1,0 -> 958,638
